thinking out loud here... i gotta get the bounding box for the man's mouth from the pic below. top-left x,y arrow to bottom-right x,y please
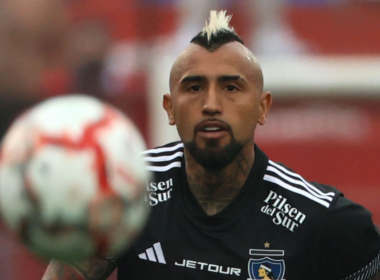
202,127 -> 223,132
196,119 -> 230,132
195,120 -> 230,140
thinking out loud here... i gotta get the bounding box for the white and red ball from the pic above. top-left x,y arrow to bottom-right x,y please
0,95 -> 150,262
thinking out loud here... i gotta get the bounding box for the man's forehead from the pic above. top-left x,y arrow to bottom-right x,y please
170,42 -> 262,86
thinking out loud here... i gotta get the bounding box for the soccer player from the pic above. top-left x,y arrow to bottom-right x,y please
42,10 -> 380,280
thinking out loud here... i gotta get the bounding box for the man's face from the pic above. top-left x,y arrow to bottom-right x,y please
164,42 -> 271,170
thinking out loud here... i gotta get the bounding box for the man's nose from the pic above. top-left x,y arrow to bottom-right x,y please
202,88 -> 222,115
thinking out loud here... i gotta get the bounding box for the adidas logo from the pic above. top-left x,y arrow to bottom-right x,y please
138,242 -> 166,264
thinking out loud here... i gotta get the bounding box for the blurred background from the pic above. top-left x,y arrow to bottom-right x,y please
1,0 -> 380,278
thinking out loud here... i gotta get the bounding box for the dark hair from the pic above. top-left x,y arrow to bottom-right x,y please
190,29 -> 244,52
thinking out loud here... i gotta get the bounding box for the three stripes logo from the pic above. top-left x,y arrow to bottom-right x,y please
261,160 -> 336,232
264,160 -> 335,208
138,242 -> 166,264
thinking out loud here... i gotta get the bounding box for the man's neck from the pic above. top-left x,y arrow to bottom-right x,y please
185,145 -> 255,216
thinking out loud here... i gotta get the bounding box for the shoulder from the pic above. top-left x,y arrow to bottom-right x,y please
142,141 -> 184,173
262,158 -> 377,223
262,160 -> 380,279
319,194 -> 380,279
262,159 -> 380,279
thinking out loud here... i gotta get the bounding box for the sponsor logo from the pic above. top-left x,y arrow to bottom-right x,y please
248,249 -> 285,280
145,178 -> 173,206
175,259 -> 241,276
261,190 -> 306,232
138,242 -> 166,264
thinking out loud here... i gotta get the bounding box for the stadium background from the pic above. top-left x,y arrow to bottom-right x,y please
1,0 -> 380,278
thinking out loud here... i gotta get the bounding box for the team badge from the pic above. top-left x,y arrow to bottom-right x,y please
248,249 -> 285,280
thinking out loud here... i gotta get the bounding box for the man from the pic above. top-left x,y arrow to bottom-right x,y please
42,10 -> 380,280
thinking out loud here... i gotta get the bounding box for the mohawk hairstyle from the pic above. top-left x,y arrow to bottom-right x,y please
190,10 -> 244,52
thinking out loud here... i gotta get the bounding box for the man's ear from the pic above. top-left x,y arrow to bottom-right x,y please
163,94 -> 175,126
258,91 -> 272,126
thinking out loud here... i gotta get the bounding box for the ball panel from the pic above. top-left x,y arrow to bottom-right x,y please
110,193 -> 150,253
0,165 -> 33,231
95,110 -> 149,200
30,95 -> 105,139
27,147 -> 98,224
28,224 -> 95,261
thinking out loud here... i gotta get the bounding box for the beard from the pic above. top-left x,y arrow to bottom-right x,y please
184,134 -> 244,171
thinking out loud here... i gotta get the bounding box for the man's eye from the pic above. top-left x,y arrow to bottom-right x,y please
226,85 -> 238,91
189,85 -> 202,91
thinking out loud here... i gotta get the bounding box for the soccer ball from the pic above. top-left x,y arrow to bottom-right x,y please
0,95 -> 150,262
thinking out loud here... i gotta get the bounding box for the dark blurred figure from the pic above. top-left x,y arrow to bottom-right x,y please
67,20 -> 111,98
0,0 -> 66,140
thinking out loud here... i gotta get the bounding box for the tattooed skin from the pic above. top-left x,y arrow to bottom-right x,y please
42,258 -> 118,280
186,145 -> 254,216
42,260 -> 86,280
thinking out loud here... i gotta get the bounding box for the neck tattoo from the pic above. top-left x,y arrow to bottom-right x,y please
186,151 -> 253,215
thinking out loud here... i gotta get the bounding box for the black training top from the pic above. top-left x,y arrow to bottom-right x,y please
117,141 -> 380,280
